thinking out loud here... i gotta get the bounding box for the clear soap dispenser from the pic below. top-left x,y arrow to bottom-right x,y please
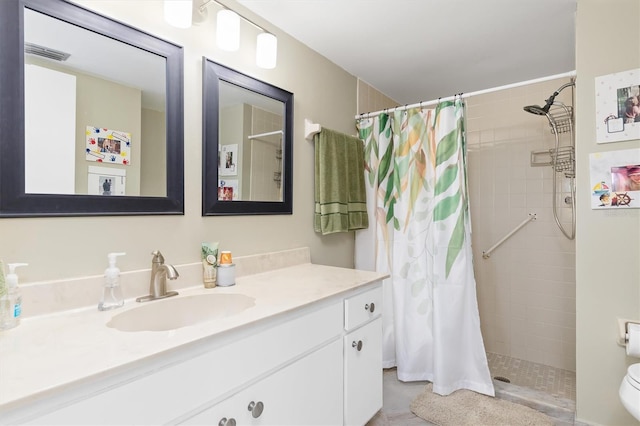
99,252 -> 126,311
0,262 -> 27,330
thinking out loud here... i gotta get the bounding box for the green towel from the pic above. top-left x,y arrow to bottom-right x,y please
314,128 -> 369,235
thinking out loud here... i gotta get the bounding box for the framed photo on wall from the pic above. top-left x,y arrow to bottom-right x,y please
219,144 -> 238,176
86,126 -> 132,165
595,68 -> 640,144
87,165 -> 126,196
589,148 -> 640,209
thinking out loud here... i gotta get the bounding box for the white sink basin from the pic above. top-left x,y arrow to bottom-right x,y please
106,293 -> 255,332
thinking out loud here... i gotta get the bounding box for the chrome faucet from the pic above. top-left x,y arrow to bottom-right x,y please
136,251 -> 179,303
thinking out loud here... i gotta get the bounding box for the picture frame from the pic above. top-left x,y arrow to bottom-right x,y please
589,148 -> 640,209
219,144 -> 238,176
595,68 -> 640,144
86,126 -> 132,165
218,178 -> 239,201
87,165 -> 126,196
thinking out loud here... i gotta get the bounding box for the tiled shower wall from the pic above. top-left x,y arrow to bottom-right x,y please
465,78 -> 576,371
357,80 -> 398,116
357,78 -> 577,372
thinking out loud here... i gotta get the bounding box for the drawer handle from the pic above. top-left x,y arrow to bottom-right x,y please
218,418 -> 236,426
365,302 -> 375,313
352,340 -> 363,351
248,401 -> 264,418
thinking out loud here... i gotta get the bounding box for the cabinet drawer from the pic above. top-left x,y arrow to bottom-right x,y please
344,284 -> 382,330
182,339 -> 343,426
344,317 -> 382,426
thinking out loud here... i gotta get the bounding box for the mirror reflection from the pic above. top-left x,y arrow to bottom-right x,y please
0,0 -> 184,216
24,8 -> 167,197
202,58 -> 293,216
218,81 -> 284,202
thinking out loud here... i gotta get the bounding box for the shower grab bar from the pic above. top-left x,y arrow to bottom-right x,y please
482,213 -> 537,259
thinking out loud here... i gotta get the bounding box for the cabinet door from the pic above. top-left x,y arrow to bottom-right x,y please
344,318 -> 382,426
183,339 -> 343,426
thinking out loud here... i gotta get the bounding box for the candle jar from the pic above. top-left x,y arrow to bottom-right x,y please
217,264 -> 236,287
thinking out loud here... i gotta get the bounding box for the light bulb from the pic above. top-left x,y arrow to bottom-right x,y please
256,32 -> 277,69
164,0 -> 192,29
217,9 -> 240,52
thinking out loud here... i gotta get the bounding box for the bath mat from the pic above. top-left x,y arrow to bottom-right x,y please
410,383 -> 554,426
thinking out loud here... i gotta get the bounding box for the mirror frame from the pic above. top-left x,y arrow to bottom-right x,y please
0,0 -> 184,217
202,58 -> 293,216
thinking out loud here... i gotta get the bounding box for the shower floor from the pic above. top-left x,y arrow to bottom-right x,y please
487,352 -> 576,401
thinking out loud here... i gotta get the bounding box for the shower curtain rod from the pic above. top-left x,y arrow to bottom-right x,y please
355,70 -> 576,119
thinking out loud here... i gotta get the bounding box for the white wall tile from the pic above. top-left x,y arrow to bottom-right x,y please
467,77 -> 576,372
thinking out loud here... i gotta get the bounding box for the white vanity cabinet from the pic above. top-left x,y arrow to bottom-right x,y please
1,279 -> 383,426
343,286 -> 383,426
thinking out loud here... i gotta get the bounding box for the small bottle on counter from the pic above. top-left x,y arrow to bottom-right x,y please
202,242 -> 219,288
0,262 -> 28,330
98,252 -> 126,311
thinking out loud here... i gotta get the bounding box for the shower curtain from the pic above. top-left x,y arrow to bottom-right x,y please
355,99 -> 494,397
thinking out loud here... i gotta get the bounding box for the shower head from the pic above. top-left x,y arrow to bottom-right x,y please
523,104 -> 550,115
523,80 -> 576,116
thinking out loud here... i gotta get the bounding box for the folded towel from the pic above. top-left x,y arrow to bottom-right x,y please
314,128 -> 369,235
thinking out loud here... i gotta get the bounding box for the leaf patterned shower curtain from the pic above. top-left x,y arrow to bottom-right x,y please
355,100 -> 494,396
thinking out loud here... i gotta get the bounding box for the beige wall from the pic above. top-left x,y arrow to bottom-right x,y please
75,72 -> 142,196
466,78 -> 577,372
220,104 -> 246,199
140,108 -> 166,197
575,0 -> 640,424
0,0 -> 356,282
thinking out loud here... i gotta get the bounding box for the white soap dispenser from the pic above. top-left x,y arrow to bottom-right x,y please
0,263 -> 28,330
99,252 -> 126,311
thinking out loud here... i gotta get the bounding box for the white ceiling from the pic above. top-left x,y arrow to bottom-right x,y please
236,0 -> 577,106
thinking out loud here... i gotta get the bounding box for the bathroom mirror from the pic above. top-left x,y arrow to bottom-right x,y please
202,58 -> 293,215
0,0 -> 184,216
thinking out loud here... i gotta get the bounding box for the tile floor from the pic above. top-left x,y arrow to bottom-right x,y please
368,353 -> 585,426
487,352 -> 576,401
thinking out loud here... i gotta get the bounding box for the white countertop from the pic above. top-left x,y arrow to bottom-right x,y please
0,263 -> 387,410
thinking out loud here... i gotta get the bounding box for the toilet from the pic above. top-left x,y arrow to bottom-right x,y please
620,363 -> 640,421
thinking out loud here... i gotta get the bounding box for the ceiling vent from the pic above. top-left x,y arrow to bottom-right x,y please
24,42 -> 71,62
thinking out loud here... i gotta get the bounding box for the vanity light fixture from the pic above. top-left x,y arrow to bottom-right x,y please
164,0 -> 193,29
216,9 -> 240,51
191,0 -> 278,69
256,32 -> 277,69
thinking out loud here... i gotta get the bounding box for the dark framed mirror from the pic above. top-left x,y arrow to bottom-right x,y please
0,0 -> 184,217
202,58 -> 293,215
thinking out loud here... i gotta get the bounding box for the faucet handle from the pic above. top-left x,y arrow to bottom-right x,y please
151,250 -> 165,264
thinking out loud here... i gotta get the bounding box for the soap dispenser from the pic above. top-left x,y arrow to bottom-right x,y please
99,252 -> 126,311
0,263 -> 28,330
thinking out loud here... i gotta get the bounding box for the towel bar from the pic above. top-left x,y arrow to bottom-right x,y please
305,118 -> 321,141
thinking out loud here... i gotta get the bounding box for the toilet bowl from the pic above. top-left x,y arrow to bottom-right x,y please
620,363 -> 640,421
